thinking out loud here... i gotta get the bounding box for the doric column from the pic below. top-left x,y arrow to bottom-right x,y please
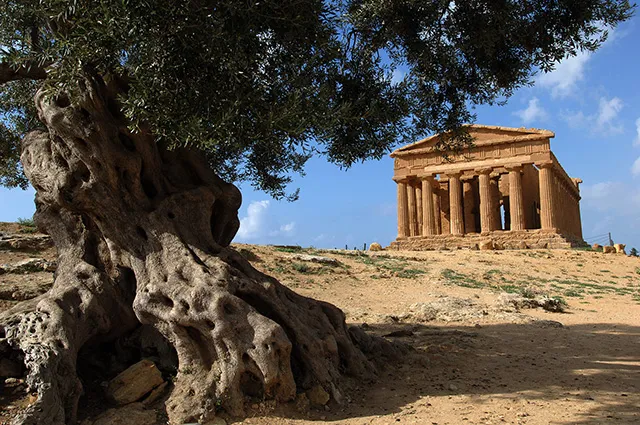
447,172 -> 464,235
407,180 -> 418,236
490,175 -> 502,230
422,176 -> 437,235
507,164 -> 525,231
575,194 -> 584,239
416,183 -> 423,236
463,179 -> 477,233
433,189 -> 442,235
396,179 -> 409,238
537,162 -> 557,230
573,178 -> 583,238
476,168 -> 494,233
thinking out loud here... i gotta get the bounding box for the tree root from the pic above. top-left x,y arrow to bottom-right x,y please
0,74 -> 398,425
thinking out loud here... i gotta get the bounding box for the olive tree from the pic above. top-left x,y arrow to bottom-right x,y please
0,1 -> 633,424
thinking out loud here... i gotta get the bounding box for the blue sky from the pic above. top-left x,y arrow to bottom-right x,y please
2,19 -> 640,250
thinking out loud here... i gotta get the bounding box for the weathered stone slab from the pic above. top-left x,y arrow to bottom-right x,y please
0,258 -> 57,274
614,243 -> 626,254
0,234 -> 53,251
287,254 -> 339,265
106,359 -> 164,405
602,246 -> 615,254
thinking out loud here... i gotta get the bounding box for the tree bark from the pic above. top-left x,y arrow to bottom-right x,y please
0,75 -> 393,425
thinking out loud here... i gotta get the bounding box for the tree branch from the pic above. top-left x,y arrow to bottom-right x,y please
0,61 -> 47,85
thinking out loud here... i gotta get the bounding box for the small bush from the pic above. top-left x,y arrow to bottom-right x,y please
291,262 -> 310,273
17,217 -> 36,227
274,245 -> 305,253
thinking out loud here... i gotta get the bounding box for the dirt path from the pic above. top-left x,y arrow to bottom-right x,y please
2,223 -> 639,424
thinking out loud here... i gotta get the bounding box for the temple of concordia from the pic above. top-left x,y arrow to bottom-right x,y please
390,125 -> 587,250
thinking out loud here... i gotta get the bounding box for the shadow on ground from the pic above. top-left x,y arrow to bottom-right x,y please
254,321 -> 640,425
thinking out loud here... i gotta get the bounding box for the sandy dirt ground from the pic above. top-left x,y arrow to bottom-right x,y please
1,222 -> 639,425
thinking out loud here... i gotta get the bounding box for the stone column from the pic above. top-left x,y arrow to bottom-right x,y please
575,195 -> 584,239
476,168 -> 494,233
433,189 -> 442,235
422,177 -> 437,235
447,173 -> 464,235
396,179 -> 409,238
463,179 -> 477,233
507,165 -> 525,231
407,181 -> 418,236
490,175 -> 502,230
416,183 -> 423,236
537,162 -> 557,231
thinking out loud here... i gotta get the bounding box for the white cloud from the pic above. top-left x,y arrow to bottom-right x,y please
632,157 -> 640,176
236,200 -> 270,240
581,181 -> 640,212
513,97 -> 548,125
595,97 -> 623,133
562,96 -> 623,135
633,118 -> 640,146
236,200 -> 297,242
278,222 -> 295,235
537,51 -> 590,98
536,25 -> 619,98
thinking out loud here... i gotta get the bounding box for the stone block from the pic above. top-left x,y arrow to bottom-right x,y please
106,359 -> 164,405
479,240 -> 493,250
592,243 -> 601,251
369,242 -> 383,251
614,243 -> 626,254
602,246 -> 615,254
307,384 -> 330,406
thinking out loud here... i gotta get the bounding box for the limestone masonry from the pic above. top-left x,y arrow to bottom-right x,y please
390,125 -> 587,250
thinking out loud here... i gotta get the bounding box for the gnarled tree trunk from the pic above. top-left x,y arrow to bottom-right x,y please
0,75 -> 392,424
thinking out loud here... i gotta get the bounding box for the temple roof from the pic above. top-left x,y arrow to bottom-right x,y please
391,124 -> 555,157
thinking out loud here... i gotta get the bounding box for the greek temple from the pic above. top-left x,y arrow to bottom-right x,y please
390,125 -> 587,250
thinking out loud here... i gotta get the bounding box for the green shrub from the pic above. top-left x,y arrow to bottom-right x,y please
17,217 -> 36,227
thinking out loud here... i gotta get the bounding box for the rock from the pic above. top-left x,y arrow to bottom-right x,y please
141,381 -> 168,406
368,242 -> 383,252
448,383 -> 459,391
0,358 -> 22,378
307,384 -> 330,406
602,246 -> 615,254
88,403 -> 156,425
497,293 -> 565,313
479,240 -> 493,250
288,254 -> 339,265
295,392 -> 310,413
106,359 -> 164,405
0,258 -> 57,274
614,243 -> 626,254
592,243 -> 601,251
410,297 -> 486,322
0,234 -> 53,251
530,319 -> 564,328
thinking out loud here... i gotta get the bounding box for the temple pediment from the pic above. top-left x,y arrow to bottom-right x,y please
391,125 -> 554,157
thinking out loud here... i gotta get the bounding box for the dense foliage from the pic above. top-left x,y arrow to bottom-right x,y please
0,0 -> 634,198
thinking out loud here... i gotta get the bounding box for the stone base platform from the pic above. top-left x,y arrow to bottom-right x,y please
389,229 -> 588,250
